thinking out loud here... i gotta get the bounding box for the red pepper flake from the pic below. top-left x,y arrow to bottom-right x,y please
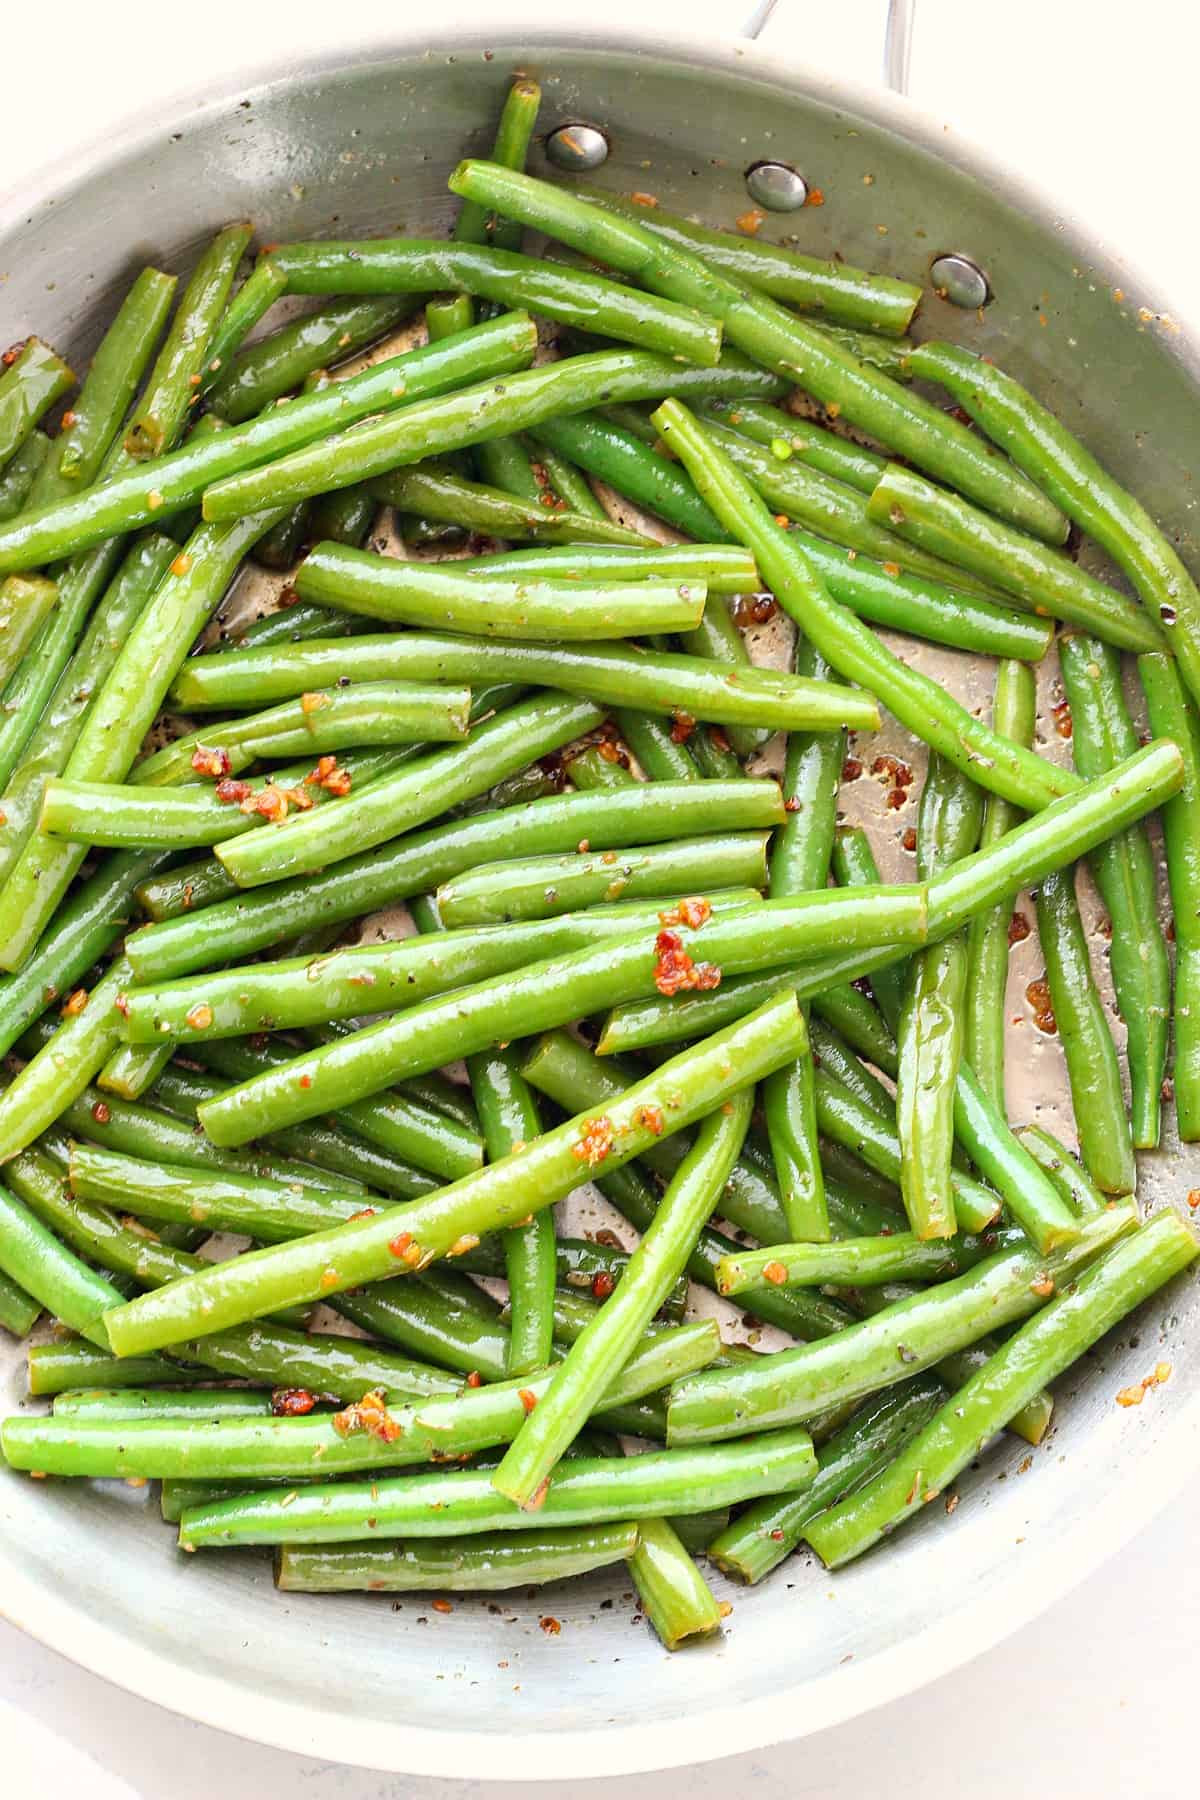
277,585 -> 301,609
539,1615 -> 561,1636
653,928 -> 721,997
658,896 -> 711,930
0,342 -> 25,367
1116,1363 -> 1172,1407
1029,1274 -> 1055,1298
769,1528 -> 785,1541
348,1207 -> 377,1222
299,1073 -> 313,1089
332,1389 -> 402,1442
1187,1189 -> 1200,1211
881,560 -> 901,578
762,1259 -> 789,1287
305,754 -> 352,795
61,987 -> 88,1018
171,552 -> 193,578
805,187 -> 826,207
518,1389 -> 538,1415
731,593 -> 777,626
709,725 -> 732,753
634,1103 -> 665,1136
91,1100 -> 111,1124
432,1598 -> 453,1614
191,744 -> 232,778
774,514 -> 790,528
597,738 -> 621,763
871,754 -> 913,789
630,192 -> 658,208
466,1371 -> 482,1388
783,796 -> 801,813
902,827 -> 918,853
1051,697 -> 1073,739
670,709 -> 696,744
735,207 -> 766,236
590,1270 -> 616,1300
60,409 -> 79,428
389,1231 -> 413,1258
185,1001 -> 213,1030
300,691 -> 328,715
1008,911 -> 1032,945
945,1492 -> 960,1516
114,991 -> 130,1018
448,1234 -> 480,1257
841,757 -> 862,782
271,1387 -> 316,1416
571,1115 -> 616,1166
241,784 -> 289,822
1026,978 -> 1057,1035
214,777 -> 253,805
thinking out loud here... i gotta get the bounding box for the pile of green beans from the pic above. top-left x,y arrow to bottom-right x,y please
0,88 -> 1196,1656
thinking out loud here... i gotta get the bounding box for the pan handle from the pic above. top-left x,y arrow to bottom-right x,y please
743,0 -> 914,95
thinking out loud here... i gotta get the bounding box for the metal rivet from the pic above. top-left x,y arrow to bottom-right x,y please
930,253 -> 991,309
744,161 -> 809,212
545,124 -> 610,173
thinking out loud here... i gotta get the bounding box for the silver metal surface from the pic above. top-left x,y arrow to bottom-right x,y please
2,18 -> 1200,1784
545,121 -> 610,171
744,159 -> 809,211
930,250 -> 993,308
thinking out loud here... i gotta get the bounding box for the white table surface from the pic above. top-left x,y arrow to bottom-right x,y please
3,2 -> 1199,1792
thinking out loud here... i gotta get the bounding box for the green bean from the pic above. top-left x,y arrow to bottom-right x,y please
192,893 -> 919,1147
67,1144 -> 369,1242
251,503 -> 309,571
650,400 -> 1079,812
370,463 -> 652,546
0,337 -> 75,466
333,1273 -> 510,1385
206,296 -> 420,421
169,632 -> 881,738
1035,867 -> 1135,1194
0,432 -> 51,522
0,312 -> 537,572
708,1377 -> 945,1583
775,527 -> 1054,662
1139,651 -> 1200,1137
808,1210 -> 1198,1566
277,1523 -> 639,1593
0,577 -> 57,692
673,593 -> 764,759
29,268 -> 175,501
666,1201 -> 1135,1444
198,256 -> 288,396
963,661 -> 1037,1110
895,755 -> 984,1239
125,225 -> 251,457
0,1178 -> 121,1347
0,512 -> 286,972
124,779 -> 782,982
762,643 -> 843,1242
569,186 -> 920,334
461,1234 -> 689,1323
907,339 -> 1200,703
198,345 -> 792,524
697,398 -> 885,494
0,1265 -> 41,1337
306,482 -> 376,550
527,411 -> 726,538
97,1039 -> 175,1102
566,745 -> 637,790
465,1045 -> 556,1378
54,1388 -> 277,1421
0,535 -> 179,891
1017,1124 -> 1108,1218
716,1224 -> 1030,1295
295,545 -> 706,639
194,1034 -> 483,1184
1058,633 -> 1170,1147
29,1339 -> 208,1394
0,959 -> 134,1161
832,825 -> 907,1028
527,437 -> 608,519
272,238 -> 723,365
213,693 -> 605,887
105,992 -> 806,1354
447,165 -> 1068,542
522,1030 -> 854,1343
492,1090 -> 751,1507
175,1426 -> 816,1550
612,710 -> 699,781
464,542 -> 760,592
629,1517 -> 723,1648
703,422 -> 1016,600
474,432 -> 543,502
435,834 -> 768,926
868,465 -> 1161,653
815,1070 -> 998,1234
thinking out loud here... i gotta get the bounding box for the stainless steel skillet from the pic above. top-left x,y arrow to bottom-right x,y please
0,15 -> 1198,1780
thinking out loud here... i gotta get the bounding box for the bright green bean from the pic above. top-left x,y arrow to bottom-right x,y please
1140,651 -> 1200,1138
206,296 -> 420,421
276,1523 -> 638,1593
125,225 -> 251,457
